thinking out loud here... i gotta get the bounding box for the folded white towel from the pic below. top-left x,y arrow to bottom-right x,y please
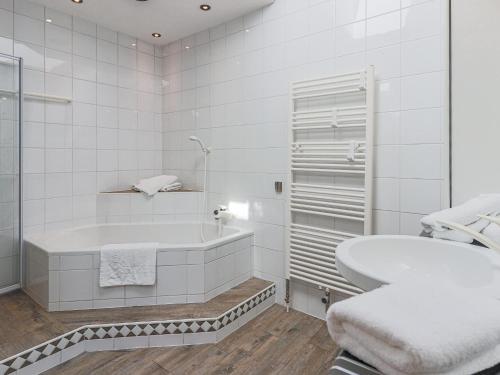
483,221 -> 500,244
432,217 -> 491,243
421,194 -> 500,243
160,182 -> 182,192
100,243 -> 158,287
326,280 -> 500,375
133,175 -> 178,196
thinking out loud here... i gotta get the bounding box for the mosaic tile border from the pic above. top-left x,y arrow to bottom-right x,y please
0,284 -> 276,375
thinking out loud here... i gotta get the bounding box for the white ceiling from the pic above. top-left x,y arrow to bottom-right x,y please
30,0 -> 274,45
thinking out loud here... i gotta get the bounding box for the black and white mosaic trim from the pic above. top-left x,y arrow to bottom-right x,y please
0,284 -> 276,375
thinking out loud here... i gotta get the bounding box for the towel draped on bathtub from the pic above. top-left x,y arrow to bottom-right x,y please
99,243 -> 158,287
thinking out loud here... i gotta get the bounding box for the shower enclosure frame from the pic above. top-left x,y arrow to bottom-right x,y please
0,52 -> 23,294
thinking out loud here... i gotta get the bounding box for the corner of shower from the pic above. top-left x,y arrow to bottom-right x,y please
0,52 -> 23,295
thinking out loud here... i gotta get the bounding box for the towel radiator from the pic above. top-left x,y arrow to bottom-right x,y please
286,68 -> 375,302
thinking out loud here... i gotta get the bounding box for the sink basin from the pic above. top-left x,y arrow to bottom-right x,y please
336,235 -> 500,297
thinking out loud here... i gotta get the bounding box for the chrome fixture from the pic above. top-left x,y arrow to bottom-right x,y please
189,135 -> 212,242
189,135 -> 210,154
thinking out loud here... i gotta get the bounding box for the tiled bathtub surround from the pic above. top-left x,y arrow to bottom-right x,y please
0,0 -> 163,234
161,0 -> 449,317
0,284 -> 276,375
96,191 -> 203,223
25,231 -> 253,311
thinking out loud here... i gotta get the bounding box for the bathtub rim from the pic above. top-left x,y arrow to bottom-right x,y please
24,222 -> 254,256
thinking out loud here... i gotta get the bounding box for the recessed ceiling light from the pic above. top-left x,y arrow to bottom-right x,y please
185,46 -> 190,49
200,4 -> 211,11
152,33 -> 161,38
71,0 -> 83,3
45,18 -> 52,23
132,43 -> 136,47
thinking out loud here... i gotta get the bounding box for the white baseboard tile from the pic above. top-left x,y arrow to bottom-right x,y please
61,342 -> 85,363
16,352 -> 61,375
216,320 -> 239,342
114,336 -> 149,350
85,338 -> 114,352
183,332 -> 217,345
148,334 -> 183,347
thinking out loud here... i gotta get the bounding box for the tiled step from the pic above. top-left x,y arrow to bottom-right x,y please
0,279 -> 276,375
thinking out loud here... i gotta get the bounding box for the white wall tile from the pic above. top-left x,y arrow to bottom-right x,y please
73,32 -> 96,58
336,0 -> 366,26
14,13 -> 43,46
45,23 -> 72,52
366,11 -> 400,50
400,179 -> 442,214
401,0 -> 441,41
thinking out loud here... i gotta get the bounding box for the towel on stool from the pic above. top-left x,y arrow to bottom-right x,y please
100,243 -> 158,287
421,194 -> 500,243
326,280 -> 500,375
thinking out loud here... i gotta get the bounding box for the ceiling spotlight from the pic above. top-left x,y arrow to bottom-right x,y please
200,4 -> 211,11
132,43 -> 136,47
45,18 -> 52,23
152,32 -> 161,38
71,0 -> 83,3
185,46 -> 190,49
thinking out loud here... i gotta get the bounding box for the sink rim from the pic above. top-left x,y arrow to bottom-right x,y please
336,235 -> 500,291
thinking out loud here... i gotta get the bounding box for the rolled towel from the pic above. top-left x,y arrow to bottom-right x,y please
326,280 -> 500,375
133,175 -> 178,196
421,194 -> 500,243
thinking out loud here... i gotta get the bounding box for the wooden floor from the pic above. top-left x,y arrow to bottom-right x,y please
0,278 -> 271,359
46,305 -> 338,375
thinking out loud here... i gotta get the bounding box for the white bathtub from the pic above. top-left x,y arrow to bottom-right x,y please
24,223 -> 254,311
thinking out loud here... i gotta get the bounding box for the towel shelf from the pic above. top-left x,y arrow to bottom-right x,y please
286,68 -> 375,302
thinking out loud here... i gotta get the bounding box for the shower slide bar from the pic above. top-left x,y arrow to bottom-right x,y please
286,67 -> 374,301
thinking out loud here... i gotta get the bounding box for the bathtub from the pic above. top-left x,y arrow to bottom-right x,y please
24,223 -> 254,311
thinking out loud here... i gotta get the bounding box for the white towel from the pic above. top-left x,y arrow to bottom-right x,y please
133,175 -> 178,196
483,221 -> 500,244
326,280 -> 500,375
432,217 -> 491,243
99,243 -> 158,287
421,194 -> 500,243
160,182 -> 182,192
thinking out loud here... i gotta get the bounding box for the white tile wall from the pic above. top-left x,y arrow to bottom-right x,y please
2,0 -> 450,318
0,0 -> 163,233
161,0 -> 449,317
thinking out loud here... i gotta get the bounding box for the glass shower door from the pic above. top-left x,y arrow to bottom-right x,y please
0,53 -> 22,293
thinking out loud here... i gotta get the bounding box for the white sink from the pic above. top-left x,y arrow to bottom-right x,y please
336,235 -> 500,297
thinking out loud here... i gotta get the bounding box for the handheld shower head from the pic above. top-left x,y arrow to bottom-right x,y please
189,135 -> 210,154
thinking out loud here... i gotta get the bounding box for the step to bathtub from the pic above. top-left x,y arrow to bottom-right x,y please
0,279 -> 276,375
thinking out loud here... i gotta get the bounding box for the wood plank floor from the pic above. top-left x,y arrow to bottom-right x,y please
46,305 -> 338,375
0,278 -> 271,359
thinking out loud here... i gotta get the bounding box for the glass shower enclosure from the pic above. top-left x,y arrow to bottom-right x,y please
0,53 -> 22,294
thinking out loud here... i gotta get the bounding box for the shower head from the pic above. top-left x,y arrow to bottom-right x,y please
189,135 -> 210,154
